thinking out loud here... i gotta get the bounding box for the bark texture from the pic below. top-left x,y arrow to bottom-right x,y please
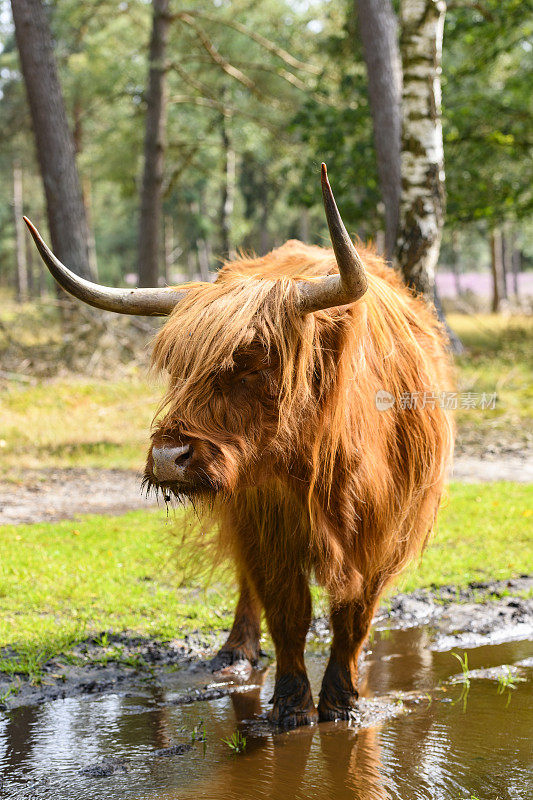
13,161 -> 28,302
219,109 -> 236,260
397,0 -> 446,299
356,0 -> 402,260
490,229 -> 503,312
138,0 -> 170,287
11,0 -> 93,281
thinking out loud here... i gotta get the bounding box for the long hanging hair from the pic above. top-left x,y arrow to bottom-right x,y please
151,240 -> 455,601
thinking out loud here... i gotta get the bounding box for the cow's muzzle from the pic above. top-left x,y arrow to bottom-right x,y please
151,444 -> 193,483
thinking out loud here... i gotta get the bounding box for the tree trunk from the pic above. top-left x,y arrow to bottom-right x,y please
197,239 -> 211,282
299,208 -> 310,244
219,109 -> 236,260
259,167 -> 270,255
501,227 -> 512,300
450,229 -> 461,296
11,0 -> 94,283
73,99 -> 99,280
163,215 -> 172,284
25,221 -> 35,297
13,161 -> 28,302
396,0 -> 446,300
356,0 -> 402,261
511,238 -> 520,299
187,248 -> 197,281
82,176 -> 99,280
137,0 -> 170,287
490,229 -> 503,313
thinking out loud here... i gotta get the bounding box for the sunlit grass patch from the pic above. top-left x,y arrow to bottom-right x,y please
1,377 -> 159,471
398,482 -> 532,593
0,482 -> 531,676
449,313 -> 533,427
0,506 -> 237,677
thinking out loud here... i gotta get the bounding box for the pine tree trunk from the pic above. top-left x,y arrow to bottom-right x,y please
163,215 -> 173,284
397,0 -> 446,300
196,239 -> 211,282
13,161 -> 28,302
502,227 -> 512,300
356,0 -> 402,261
137,0 -> 170,287
25,221 -> 35,297
490,229 -> 503,313
299,208 -> 310,244
82,176 -> 99,280
511,238 -> 520,299
450,230 -> 461,296
11,0 -> 93,283
220,109 -> 236,260
259,168 -> 270,255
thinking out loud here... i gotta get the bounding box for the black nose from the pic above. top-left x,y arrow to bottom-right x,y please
152,444 -> 193,481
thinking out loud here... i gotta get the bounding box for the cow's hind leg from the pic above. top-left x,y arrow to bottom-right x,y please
210,575 -> 262,670
318,590 -> 380,721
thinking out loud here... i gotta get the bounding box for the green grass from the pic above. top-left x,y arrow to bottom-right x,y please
449,313 -> 533,430
0,482 -> 530,677
0,507 -> 237,678
398,481 -> 532,592
0,377 -> 160,472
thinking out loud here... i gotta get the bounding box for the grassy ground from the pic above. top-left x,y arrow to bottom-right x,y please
0,482 -> 531,679
449,313 -> 533,444
1,310 -> 531,472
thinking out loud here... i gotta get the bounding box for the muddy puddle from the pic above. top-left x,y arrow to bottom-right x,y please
1,621 -> 531,800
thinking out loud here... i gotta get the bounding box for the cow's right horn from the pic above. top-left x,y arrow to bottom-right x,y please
24,217 -> 185,316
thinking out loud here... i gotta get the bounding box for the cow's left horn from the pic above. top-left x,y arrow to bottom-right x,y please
296,163 -> 368,313
23,217 -> 185,316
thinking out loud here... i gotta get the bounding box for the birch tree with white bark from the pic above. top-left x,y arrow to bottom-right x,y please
396,0 -> 447,299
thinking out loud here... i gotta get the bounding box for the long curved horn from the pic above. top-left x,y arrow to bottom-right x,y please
296,163 -> 368,313
23,218 -> 185,316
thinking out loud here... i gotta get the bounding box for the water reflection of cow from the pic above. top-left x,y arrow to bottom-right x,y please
167,668 -> 390,800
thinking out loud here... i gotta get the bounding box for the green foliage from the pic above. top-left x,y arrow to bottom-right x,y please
443,1 -> 532,224
497,666 -> 518,694
1,0 -> 530,293
221,730 -> 247,754
451,651 -> 471,711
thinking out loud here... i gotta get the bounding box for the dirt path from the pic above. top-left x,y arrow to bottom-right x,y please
0,468 -> 158,526
1,450 -> 531,526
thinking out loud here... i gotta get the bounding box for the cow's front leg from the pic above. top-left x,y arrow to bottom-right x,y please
318,593 -> 379,721
211,576 -> 262,670
259,572 -> 317,729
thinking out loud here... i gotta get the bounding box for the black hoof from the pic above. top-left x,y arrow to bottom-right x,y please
210,647 -> 256,672
317,702 -> 359,722
268,672 -> 318,729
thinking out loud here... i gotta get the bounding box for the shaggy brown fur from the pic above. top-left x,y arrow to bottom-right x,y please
146,239 -> 454,727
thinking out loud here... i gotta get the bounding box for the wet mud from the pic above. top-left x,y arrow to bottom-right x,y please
1,577 -> 531,712
0,579 -> 531,799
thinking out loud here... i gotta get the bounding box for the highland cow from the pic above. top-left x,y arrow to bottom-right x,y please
25,165 -> 454,728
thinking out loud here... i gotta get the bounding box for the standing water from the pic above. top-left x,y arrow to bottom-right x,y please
0,621 -> 531,800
